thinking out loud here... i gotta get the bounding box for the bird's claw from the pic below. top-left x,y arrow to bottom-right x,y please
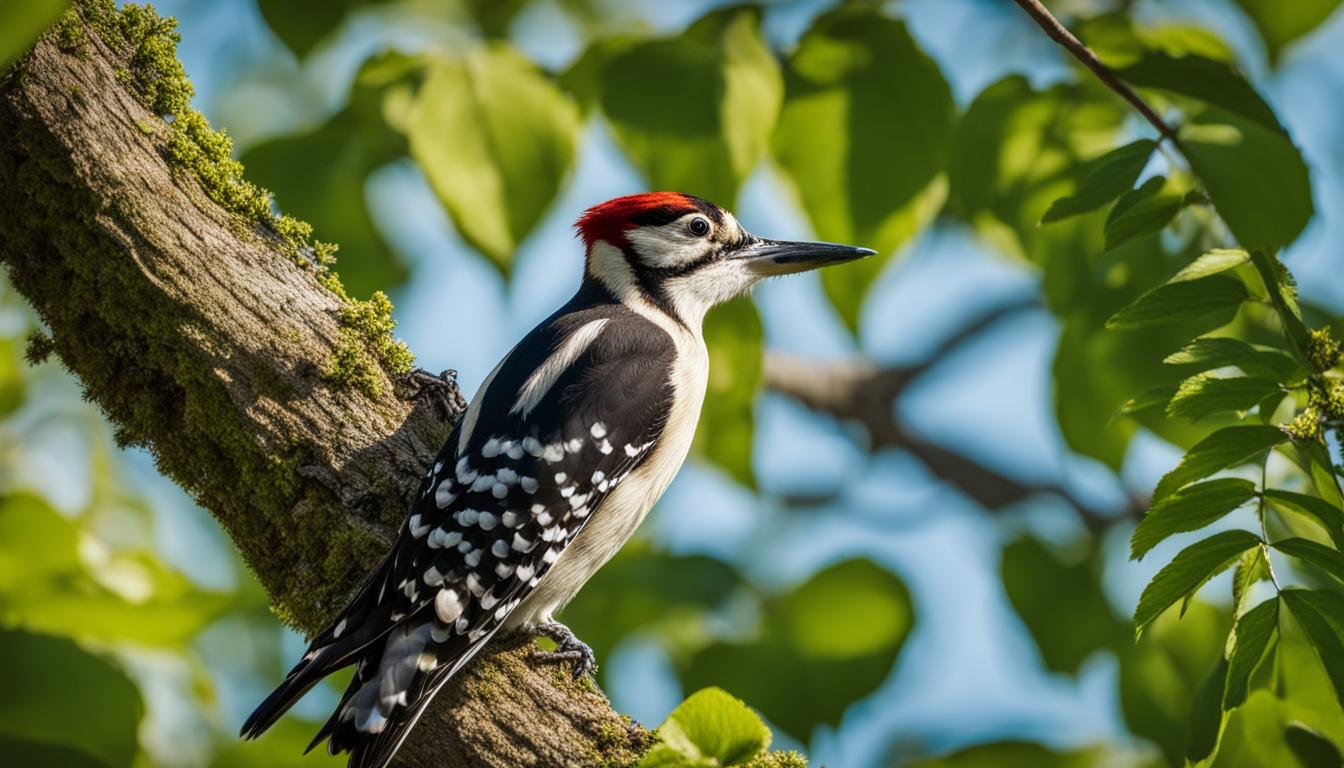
405,368 -> 467,418
530,621 -> 597,680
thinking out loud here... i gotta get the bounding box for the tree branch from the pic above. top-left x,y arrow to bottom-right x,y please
0,17 -> 644,768
1011,0 -> 1182,147
762,302 -> 1145,529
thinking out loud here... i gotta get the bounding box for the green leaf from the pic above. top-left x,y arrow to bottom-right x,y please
1183,109 -> 1314,253
1232,0 -> 1343,64
773,6 -> 953,331
1042,139 -> 1157,223
408,44 -> 580,271
1273,538 -> 1344,587
1117,52 -> 1283,133
1232,546 -> 1272,613
680,559 -> 912,741
1133,530 -> 1262,636
1281,589 -> 1344,712
0,737 -> 115,768
1164,337 -> 1299,380
1249,250 -> 1313,362
597,7 -> 781,206
1186,656 -> 1229,762
1166,374 -> 1282,420
0,630 -> 142,768
1285,723 -> 1344,768
1130,478 -> 1258,560
1002,536 -> 1126,674
1102,177 -> 1190,252
257,0 -> 392,58
0,0 -> 68,71
1117,383 -> 1177,417
1265,489 -> 1344,551
1153,425 -> 1286,501
242,53 -> 414,296
1224,597 -> 1279,710
1105,276 -> 1248,331
1170,248 -> 1251,283
210,717 -> 344,768
638,688 -> 771,768
694,298 -> 761,488
906,741 -> 1142,768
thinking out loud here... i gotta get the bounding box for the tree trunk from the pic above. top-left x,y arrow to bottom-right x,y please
0,14 -> 646,768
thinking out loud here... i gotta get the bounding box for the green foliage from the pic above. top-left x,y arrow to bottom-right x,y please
1042,139 -> 1156,223
1232,0 -> 1343,63
0,629 -> 142,768
408,44 -> 580,272
639,688 -> 772,768
1151,425 -> 1287,501
0,0 -> 69,70
1130,478 -> 1258,559
257,0 -> 393,57
1132,530 -> 1261,637
1223,597 -> 1278,710
679,559 -> 911,741
696,298 -> 762,487
909,741 -> 1158,768
772,6 -> 953,331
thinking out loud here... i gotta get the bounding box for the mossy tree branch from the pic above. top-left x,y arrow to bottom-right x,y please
0,7 -> 646,767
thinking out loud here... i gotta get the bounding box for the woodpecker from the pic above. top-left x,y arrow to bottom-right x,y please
240,192 -> 873,768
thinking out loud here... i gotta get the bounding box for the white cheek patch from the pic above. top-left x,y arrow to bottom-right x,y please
663,259 -> 759,325
625,219 -> 714,269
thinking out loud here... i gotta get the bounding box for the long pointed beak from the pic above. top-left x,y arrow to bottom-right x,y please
735,238 -> 876,276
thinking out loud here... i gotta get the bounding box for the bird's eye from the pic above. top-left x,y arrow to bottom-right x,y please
688,217 -> 711,237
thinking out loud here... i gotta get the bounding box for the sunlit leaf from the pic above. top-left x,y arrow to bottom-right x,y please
1232,546 -> 1272,613
1102,177 -> 1190,252
1133,530 -> 1261,636
1265,489 -> 1344,551
1249,250 -> 1313,362
680,559 -> 912,741
1170,248 -> 1251,283
1118,383 -> 1177,417
773,6 -> 953,331
1152,425 -> 1286,500
1164,337 -> 1299,380
408,44 -> 580,271
595,7 -> 780,207
638,687 -> 771,768
695,297 -> 761,487
1042,139 -> 1156,223
0,0 -> 67,72
0,630 -> 142,768
1131,478 -> 1258,560
1274,538 -> 1344,587
1232,0 -> 1343,64
210,717 -> 343,767
1166,374 -> 1281,420
1224,597 -> 1279,710
1105,276 -> 1248,330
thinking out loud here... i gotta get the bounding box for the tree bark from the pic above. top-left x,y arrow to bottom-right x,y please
0,19 -> 645,768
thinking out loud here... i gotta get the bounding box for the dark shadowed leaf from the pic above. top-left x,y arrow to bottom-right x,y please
210,717 -> 343,767
1131,478 -> 1258,559
1274,538 -> 1344,587
1153,425 -> 1286,500
1133,530 -> 1261,636
1265,489 -> 1344,551
1183,109 -> 1314,253
1167,374 -> 1281,420
0,737 -> 114,768
773,6 -> 954,330
1118,52 -> 1283,132
1233,0 -> 1343,64
1281,589 -> 1344,711
906,741 -> 1152,768
695,297 -> 762,487
1042,139 -> 1156,223
408,45 -> 580,272
680,559 -> 912,741
1285,723 -> 1344,768
1002,536 -> 1126,674
257,0 -> 393,58
596,7 -> 780,207
1250,250 -> 1313,361
0,630 -> 142,768
638,688 -> 770,768
1102,177 -> 1191,251
1106,276 -> 1248,330
243,53 -> 416,296
1224,597 -> 1279,710
1186,656 -> 1229,761
1118,383 -> 1178,417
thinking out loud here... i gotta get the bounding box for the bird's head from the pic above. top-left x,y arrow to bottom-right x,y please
576,192 -> 874,326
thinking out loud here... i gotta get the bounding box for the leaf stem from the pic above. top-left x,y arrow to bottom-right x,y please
1011,0 -> 1183,148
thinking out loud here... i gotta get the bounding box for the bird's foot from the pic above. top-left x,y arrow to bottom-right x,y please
530,621 -> 597,680
404,368 -> 467,418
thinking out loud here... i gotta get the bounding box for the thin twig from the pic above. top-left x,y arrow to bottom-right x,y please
1012,0 -> 1182,147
